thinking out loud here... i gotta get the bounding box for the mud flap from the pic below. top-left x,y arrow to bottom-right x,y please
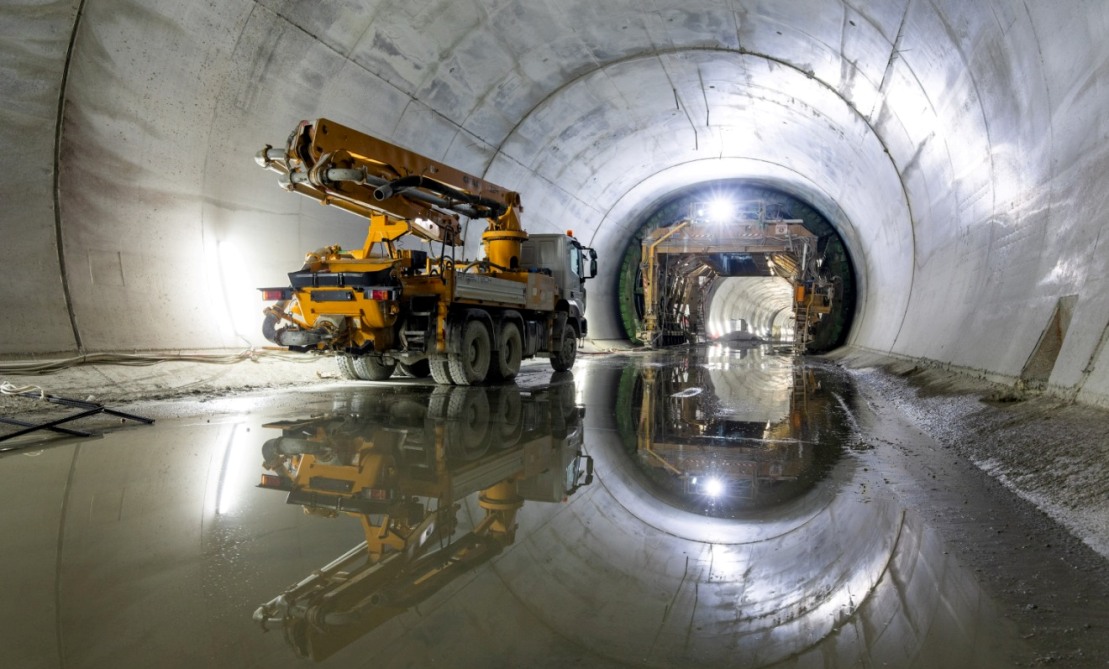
551,311 -> 568,350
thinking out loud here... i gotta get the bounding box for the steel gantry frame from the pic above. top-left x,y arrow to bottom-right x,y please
638,202 -> 832,350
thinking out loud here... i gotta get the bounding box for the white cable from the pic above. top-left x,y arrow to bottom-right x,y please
0,348 -> 316,375
0,381 -> 45,399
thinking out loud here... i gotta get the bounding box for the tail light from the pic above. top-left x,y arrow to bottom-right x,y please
368,288 -> 395,301
260,288 -> 292,301
258,474 -> 293,490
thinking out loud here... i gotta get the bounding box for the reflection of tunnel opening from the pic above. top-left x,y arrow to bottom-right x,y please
612,346 -> 852,517
618,180 -> 856,352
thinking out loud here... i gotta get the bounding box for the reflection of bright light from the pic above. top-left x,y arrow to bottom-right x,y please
706,198 -> 735,223
208,423 -> 252,516
704,477 -> 725,497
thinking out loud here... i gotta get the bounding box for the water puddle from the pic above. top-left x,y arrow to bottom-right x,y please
0,345 -> 1045,667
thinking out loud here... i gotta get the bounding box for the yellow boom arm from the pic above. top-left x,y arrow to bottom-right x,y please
256,118 -> 525,257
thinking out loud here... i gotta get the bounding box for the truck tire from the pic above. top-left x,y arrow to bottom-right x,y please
550,325 -> 578,372
336,354 -> 360,380
398,359 -> 431,378
426,386 -> 491,457
449,320 -> 491,385
489,322 -> 523,381
490,387 -> 524,445
429,354 -> 454,385
352,355 -> 396,381
444,387 -> 491,459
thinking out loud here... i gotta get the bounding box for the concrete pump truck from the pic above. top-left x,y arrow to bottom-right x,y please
255,119 -> 597,385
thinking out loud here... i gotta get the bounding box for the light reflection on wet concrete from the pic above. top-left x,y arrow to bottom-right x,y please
0,345 -> 1038,667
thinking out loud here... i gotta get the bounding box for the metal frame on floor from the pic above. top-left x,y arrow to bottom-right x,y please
0,391 -> 154,452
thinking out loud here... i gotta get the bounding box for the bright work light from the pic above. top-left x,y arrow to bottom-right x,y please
706,198 -> 735,223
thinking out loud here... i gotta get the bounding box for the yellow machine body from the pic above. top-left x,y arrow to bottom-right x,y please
257,118 -> 596,384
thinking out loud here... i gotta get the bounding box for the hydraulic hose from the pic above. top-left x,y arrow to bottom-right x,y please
373,175 -> 508,218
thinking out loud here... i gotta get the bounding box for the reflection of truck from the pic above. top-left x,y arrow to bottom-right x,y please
256,119 -> 597,384
253,383 -> 592,661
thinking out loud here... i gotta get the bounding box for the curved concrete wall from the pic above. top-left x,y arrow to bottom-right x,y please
3,1 -> 1108,401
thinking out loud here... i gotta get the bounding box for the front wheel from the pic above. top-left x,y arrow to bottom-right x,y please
550,326 -> 578,372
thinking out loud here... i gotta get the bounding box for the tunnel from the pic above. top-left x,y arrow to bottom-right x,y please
615,182 -> 855,348
5,0 -> 1106,399
3,1 -> 1109,667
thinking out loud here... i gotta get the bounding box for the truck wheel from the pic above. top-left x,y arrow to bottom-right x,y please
448,320 -> 491,385
490,387 -> 524,445
429,354 -> 454,385
335,354 -> 360,380
489,322 -> 523,381
550,326 -> 578,372
444,387 -> 491,459
352,355 -> 396,381
398,359 -> 431,378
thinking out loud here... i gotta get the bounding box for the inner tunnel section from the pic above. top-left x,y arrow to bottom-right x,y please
618,181 -> 856,352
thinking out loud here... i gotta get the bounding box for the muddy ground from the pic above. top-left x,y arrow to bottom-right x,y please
833,349 -> 1109,563
828,350 -> 1108,666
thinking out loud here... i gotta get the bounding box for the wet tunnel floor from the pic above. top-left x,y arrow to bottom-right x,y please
1,345 -> 1107,668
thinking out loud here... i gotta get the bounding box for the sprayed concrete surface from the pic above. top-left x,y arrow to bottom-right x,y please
1,345 -> 1106,667
3,1 -> 1109,412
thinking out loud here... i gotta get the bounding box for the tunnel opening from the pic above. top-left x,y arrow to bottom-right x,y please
617,181 -> 856,353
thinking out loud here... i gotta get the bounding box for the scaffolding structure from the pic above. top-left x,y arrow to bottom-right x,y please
638,201 -> 832,350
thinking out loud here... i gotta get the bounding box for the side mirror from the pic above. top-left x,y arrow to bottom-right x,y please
586,248 -> 598,279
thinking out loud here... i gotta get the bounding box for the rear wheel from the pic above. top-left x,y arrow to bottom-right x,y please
335,354 -> 359,380
352,355 -> 396,381
550,325 -> 578,372
449,320 -> 492,385
429,354 -> 454,385
489,322 -> 523,381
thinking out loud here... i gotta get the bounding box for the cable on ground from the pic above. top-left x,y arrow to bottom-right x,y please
0,348 -> 317,375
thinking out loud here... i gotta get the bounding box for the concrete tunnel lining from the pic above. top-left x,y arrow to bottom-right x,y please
3,4 -> 1109,664
2,3 -> 1109,355
4,0 -> 1104,403
706,277 -> 795,340
2,3 -> 1109,387
479,48 -> 910,347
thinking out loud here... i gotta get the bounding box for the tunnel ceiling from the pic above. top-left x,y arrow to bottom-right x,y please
4,0 -> 1109,403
